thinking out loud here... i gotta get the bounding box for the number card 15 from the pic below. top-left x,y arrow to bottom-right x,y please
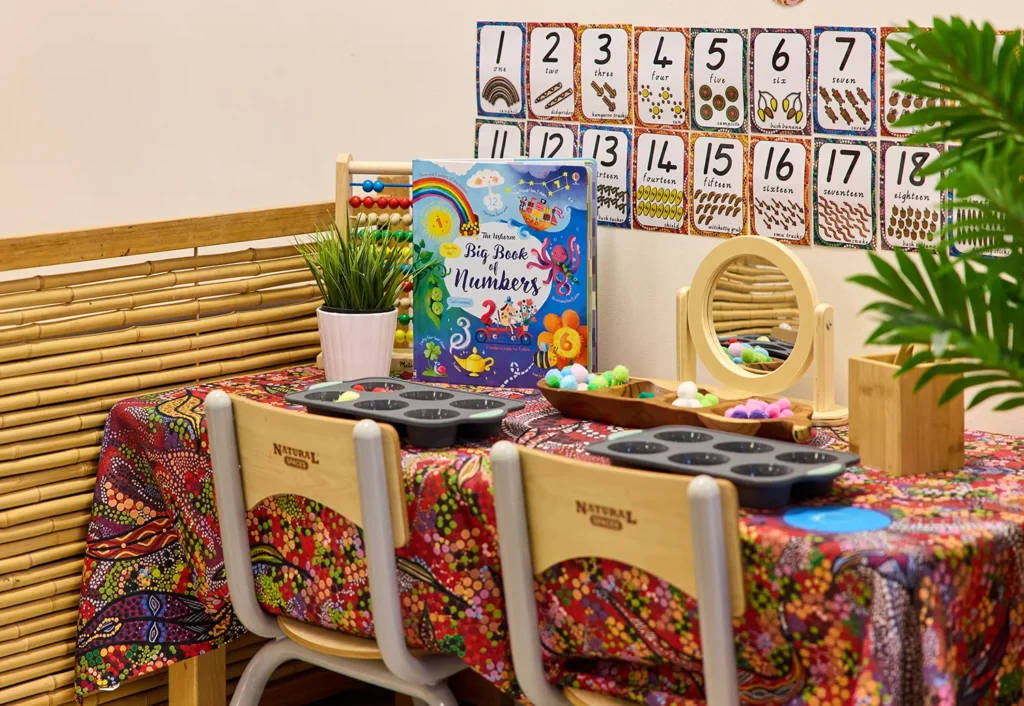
690,133 -> 748,236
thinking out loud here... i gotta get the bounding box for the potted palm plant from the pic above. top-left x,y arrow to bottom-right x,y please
298,219 -> 434,381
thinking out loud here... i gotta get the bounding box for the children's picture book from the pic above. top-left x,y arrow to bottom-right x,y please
412,158 -> 596,387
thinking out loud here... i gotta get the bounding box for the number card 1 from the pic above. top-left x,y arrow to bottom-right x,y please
634,27 -> 688,129
691,29 -> 748,133
477,22 -> 526,119
633,129 -> 688,233
580,125 -> 633,227
690,133 -> 748,237
577,24 -> 633,124
813,139 -> 876,249
813,27 -> 877,136
527,23 -> 577,121
526,122 -> 578,159
751,29 -> 811,135
475,120 -> 524,160
880,141 -> 944,251
750,136 -> 811,245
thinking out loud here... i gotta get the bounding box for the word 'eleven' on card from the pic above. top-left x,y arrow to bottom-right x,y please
633,128 -> 688,233
634,27 -> 689,129
690,133 -> 748,237
749,136 -> 811,245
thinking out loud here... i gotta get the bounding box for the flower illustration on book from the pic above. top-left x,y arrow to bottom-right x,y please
537,309 -> 588,368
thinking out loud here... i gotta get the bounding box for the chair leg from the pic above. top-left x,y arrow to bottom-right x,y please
229,639 -> 295,706
412,683 -> 458,706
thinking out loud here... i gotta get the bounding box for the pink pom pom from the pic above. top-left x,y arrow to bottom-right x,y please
777,398 -> 791,410
748,399 -> 767,410
780,409 -> 794,417
766,403 -> 780,418
724,408 -> 735,418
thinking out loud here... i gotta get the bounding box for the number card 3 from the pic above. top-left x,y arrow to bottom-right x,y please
751,29 -> 811,135
813,139 -> 876,249
633,129 -> 688,233
690,133 -> 748,237
880,142 -> 944,251
813,27 -> 877,136
527,23 -> 577,121
691,29 -> 748,133
477,22 -> 526,119
750,137 -> 811,245
580,125 -> 633,227
526,122 -> 578,159
577,24 -> 633,124
634,27 -> 688,129
475,120 -> 524,159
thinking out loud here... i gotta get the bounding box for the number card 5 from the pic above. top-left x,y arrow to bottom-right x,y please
578,24 -> 633,124
813,139 -> 876,249
690,133 -> 748,237
527,23 -> 577,121
477,22 -> 526,119
691,29 -> 748,133
750,137 -> 811,245
813,27 -> 877,136
633,129 -> 688,233
880,142 -> 944,251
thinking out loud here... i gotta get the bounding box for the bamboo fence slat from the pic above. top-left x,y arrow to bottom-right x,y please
0,593 -> 81,628
0,559 -> 83,594
0,544 -> 87,578
0,513 -> 90,547
0,495 -> 95,530
0,642 -> 76,674
0,449 -> 101,480
0,528 -> 87,561
0,656 -> 76,688
0,611 -> 78,648
0,626 -> 77,660
1,686 -> 74,706
0,669 -> 73,705
0,416 -> 109,447
0,464 -> 97,496
0,478 -> 96,511
0,576 -> 82,611
0,432 -> 105,463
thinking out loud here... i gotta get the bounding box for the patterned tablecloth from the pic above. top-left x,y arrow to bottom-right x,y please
74,366 -> 1024,706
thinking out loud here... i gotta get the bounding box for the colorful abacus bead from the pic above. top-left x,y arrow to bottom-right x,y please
376,196 -> 389,208
373,179 -> 385,193
349,195 -> 362,208
388,197 -> 400,209
398,313 -> 411,325
361,179 -> 374,193
362,196 -> 374,208
399,197 -> 411,209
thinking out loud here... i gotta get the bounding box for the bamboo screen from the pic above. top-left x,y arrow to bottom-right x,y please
0,203 -> 332,706
711,257 -> 799,337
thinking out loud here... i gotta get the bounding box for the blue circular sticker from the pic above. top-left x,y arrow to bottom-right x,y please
783,506 -> 891,533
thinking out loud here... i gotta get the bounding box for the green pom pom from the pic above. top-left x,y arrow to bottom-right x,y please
637,391 -> 656,399
701,394 -> 719,407
612,365 -> 629,384
755,353 -> 770,363
740,348 -> 757,363
602,371 -> 615,384
588,377 -> 610,391
545,370 -> 562,387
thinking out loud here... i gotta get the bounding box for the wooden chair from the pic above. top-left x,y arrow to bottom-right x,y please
490,442 -> 745,706
206,390 -> 465,706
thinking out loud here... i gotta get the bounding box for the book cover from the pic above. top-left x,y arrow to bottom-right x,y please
412,159 -> 595,387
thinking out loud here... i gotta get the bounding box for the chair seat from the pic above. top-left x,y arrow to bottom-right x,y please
277,616 -> 382,660
565,687 -> 634,706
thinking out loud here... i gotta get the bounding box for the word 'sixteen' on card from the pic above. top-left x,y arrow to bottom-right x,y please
477,22 -> 526,119
750,136 -> 811,245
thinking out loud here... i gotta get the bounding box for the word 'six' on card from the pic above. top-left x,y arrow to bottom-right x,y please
580,125 -> 633,227
750,28 -> 811,135
750,136 -> 811,245
527,23 -> 577,121
633,128 -> 688,233
880,141 -> 944,251
691,28 -> 748,133
474,120 -> 524,159
526,122 -> 578,160
813,27 -> 877,136
477,22 -> 526,119
813,138 -> 876,249
634,27 -> 689,129
690,133 -> 748,237
577,24 -> 633,124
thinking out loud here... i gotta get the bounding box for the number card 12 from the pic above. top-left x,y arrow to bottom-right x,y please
690,133 -> 748,237
633,129 -> 688,233
477,22 -> 527,119
526,122 -> 578,159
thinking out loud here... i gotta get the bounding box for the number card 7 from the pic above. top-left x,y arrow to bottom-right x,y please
813,27 -> 877,136
633,128 -> 688,233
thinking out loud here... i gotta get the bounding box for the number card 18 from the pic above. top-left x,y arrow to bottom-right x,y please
880,142 -> 944,251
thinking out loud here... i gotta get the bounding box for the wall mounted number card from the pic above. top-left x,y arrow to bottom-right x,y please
633,129 -> 688,232
690,133 -> 747,236
813,28 -> 877,135
580,125 -> 632,226
578,25 -> 632,124
527,24 -> 577,120
475,120 -> 524,159
949,195 -> 1011,258
750,137 -> 810,245
880,142 -> 944,251
526,122 -> 578,159
691,29 -> 747,133
813,139 -> 876,248
634,28 -> 688,128
751,29 -> 810,135
477,22 -> 526,119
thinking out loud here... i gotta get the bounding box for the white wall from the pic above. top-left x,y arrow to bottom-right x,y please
1,0 -> 1021,435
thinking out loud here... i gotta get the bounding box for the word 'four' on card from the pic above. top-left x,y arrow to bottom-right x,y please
527,23 -> 577,120
814,27 -> 877,136
475,120 -> 524,159
691,29 -> 747,133
578,25 -> 633,124
690,133 -> 748,236
813,139 -> 876,248
634,28 -> 689,128
751,29 -> 811,135
580,125 -> 633,226
750,137 -> 811,245
477,22 -> 526,119
633,129 -> 688,232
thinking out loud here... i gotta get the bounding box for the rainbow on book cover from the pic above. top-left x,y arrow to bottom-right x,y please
412,159 -> 594,387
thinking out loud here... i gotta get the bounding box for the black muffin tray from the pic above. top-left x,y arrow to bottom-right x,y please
718,334 -> 794,360
587,426 -> 859,509
285,378 -> 525,448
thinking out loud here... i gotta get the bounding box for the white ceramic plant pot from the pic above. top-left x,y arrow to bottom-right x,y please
317,307 -> 398,382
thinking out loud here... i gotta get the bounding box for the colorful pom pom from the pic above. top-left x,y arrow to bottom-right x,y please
612,365 -> 629,384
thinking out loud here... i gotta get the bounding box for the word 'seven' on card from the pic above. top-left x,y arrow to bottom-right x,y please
633,129 -> 688,233
751,29 -> 811,135
880,141 -> 944,251
526,122 -> 578,159
634,28 -> 689,129
813,27 -> 877,136
814,138 -> 876,248
527,24 -> 577,121
750,137 -> 811,245
578,25 -> 633,124
690,133 -> 748,237
477,23 -> 526,119
580,125 -> 633,226
475,120 -> 524,159
691,29 -> 748,133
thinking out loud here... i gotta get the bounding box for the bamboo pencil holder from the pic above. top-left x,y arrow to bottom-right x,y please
848,353 -> 965,476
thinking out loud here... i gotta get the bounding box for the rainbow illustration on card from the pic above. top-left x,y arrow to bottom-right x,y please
412,178 -> 480,237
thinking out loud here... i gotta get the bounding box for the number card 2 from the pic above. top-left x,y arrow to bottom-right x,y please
580,125 -> 633,227
633,129 -> 688,233
634,27 -> 688,129
813,27 -> 877,136
526,122 -> 578,159
477,22 -> 526,119
813,139 -> 876,249
527,23 -> 577,121
691,29 -> 748,133
751,29 -> 811,135
880,141 -> 944,251
690,133 -> 748,237
577,24 -> 632,124
475,120 -> 524,159
750,137 -> 811,245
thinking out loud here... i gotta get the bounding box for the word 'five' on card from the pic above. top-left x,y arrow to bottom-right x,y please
691,134 -> 746,236
528,24 -> 576,120
751,138 -> 810,243
634,130 -> 687,232
579,25 -> 632,123
814,140 -> 876,247
581,127 -> 631,226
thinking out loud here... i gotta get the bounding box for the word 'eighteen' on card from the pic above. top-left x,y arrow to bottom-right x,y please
750,137 -> 811,245
880,141 -> 944,251
633,129 -> 688,232
690,133 -> 747,237
527,24 -> 577,120
578,25 -> 633,124
634,28 -> 688,128
477,22 -> 526,118
580,125 -> 633,227
813,138 -> 876,249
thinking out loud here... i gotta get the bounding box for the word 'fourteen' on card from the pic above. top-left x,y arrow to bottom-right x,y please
690,133 -> 747,237
578,25 -> 633,124
634,27 -> 689,128
750,137 -> 811,245
814,139 -> 876,249
526,122 -> 578,159
633,129 -> 688,233
814,27 -> 877,136
475,120 -> 524,159
691,29 -> 747,133
527,23 -> 577,120
580,125 -> 633,226
751,29 -> 810,135
880,141 -> 944,251
478,22 -> 526,118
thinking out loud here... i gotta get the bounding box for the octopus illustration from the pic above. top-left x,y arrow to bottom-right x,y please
527,236 -> 581,297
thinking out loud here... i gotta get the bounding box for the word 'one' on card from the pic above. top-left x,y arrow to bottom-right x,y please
526,123 -> 578,159
814,139 -> 876,248
478,23 -> 525,118
692,29 -> 747,132
881,142 -> 944,251
814,28 -> 877,135
527,24 -> 577,120
751,137 -> 810,244
475,120 -> 523,159
690,134 -> 747,236
635,28 -> 688,128
751,29 -> 810,134
581,126 -> 632,226
579,25 -> 632,123
633,129 -> 688,232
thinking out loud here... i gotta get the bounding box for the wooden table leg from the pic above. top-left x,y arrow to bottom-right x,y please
169,648 -> 227,706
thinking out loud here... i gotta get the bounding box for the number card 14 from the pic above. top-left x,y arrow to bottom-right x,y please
633,129 -> 688,232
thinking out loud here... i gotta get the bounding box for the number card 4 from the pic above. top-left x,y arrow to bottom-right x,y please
691,29 -> 748,133
580,125 -> 633,227
477,22 -> 526,119
690,133 -> 748,237
813,27 -> 877,136
751,29 -> 811,135
526,122 -> 578,159
880,141 -> 944,251
813,139 -> 876,249
750,137 -> 811,245
475,120 -> 524,159
633,129 -> 688,233
527,23 -> 577,121
577,24 -> 633,124
634,27 -> 688,129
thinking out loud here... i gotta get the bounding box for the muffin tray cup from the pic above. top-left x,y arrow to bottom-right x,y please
285,378 -> 525,449
587,426 -> 860,509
